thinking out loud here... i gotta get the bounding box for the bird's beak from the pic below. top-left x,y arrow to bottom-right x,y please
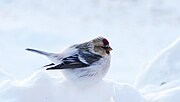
104,45 -> 113,52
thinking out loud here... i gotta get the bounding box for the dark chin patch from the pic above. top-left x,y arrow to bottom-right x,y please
103,38 -> 109,45
106,51 -> 110,54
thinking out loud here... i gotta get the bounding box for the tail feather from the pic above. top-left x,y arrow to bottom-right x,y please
26,48 -> 51,56
43,63 -> 55,67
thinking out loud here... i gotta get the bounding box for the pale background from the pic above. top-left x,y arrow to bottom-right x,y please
0,0 -> 179,84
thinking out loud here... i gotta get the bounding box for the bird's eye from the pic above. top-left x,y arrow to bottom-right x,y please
101,46 -> 107,50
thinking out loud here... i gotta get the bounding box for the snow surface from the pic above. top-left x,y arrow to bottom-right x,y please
0,0 -> 180,84
135,37 -> 180,101
146,86 -> 180,102
1,0 -> 180,101
0,69 -> 14,84
0,70 -> 145,102
1,37 -> 180,102
136,37 -> 180,93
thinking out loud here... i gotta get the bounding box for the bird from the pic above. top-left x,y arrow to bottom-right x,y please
26,37 -> 112,84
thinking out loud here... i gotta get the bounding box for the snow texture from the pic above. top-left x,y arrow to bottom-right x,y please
1,37 -> 180,102
0,0 -> 180,101
136,38 -> 180,93
0,69 -> 14,84
135,37 -> 180,101
0,70 -> 145,102
0,0 -> 180,84
146,86 -> 180,102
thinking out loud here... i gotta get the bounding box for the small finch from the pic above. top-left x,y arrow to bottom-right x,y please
26,37 -> 112,84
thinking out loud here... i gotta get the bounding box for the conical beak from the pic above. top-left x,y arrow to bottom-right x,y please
104,45 -> 113,52
107,47 -> 113,52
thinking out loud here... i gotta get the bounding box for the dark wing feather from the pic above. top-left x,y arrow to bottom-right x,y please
46,50 -> 102,70
46,54 -> 89,70
43,63 -> 55,67
78,50 -> 102,65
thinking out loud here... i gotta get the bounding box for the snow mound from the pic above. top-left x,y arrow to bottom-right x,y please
0,70 -> 145,102
135,37 -> 180,93
147,87 -> 180,102
0,69 -> 14,84
146,86 -> 180,102
133,37 -> 180,102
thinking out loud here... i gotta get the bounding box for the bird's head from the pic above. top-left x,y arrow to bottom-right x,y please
92,37 -> 112,55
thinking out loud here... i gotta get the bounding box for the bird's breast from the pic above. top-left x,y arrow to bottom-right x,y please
62,55 -> 111,84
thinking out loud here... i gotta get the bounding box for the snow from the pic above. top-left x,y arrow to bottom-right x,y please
0,70 -> 145,102
0,0 -> 180,84
134,37 -> 180,101
0,69 -> 14,84
1,37 -> 180,102
146,86 -> 180,102
136,38 -> 180,93
1,0 -> 180,101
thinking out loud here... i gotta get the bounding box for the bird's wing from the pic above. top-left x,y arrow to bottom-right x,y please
46,51 -> 102,70
78,50 -> 102,65
46,54 -> 89,70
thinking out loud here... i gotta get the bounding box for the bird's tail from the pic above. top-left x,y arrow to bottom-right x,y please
26,48 -> 51,56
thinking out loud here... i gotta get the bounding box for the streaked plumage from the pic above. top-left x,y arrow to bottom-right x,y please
26,37 -> 112,84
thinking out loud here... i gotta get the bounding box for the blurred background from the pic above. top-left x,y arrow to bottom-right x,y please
0,0 -> 179,84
